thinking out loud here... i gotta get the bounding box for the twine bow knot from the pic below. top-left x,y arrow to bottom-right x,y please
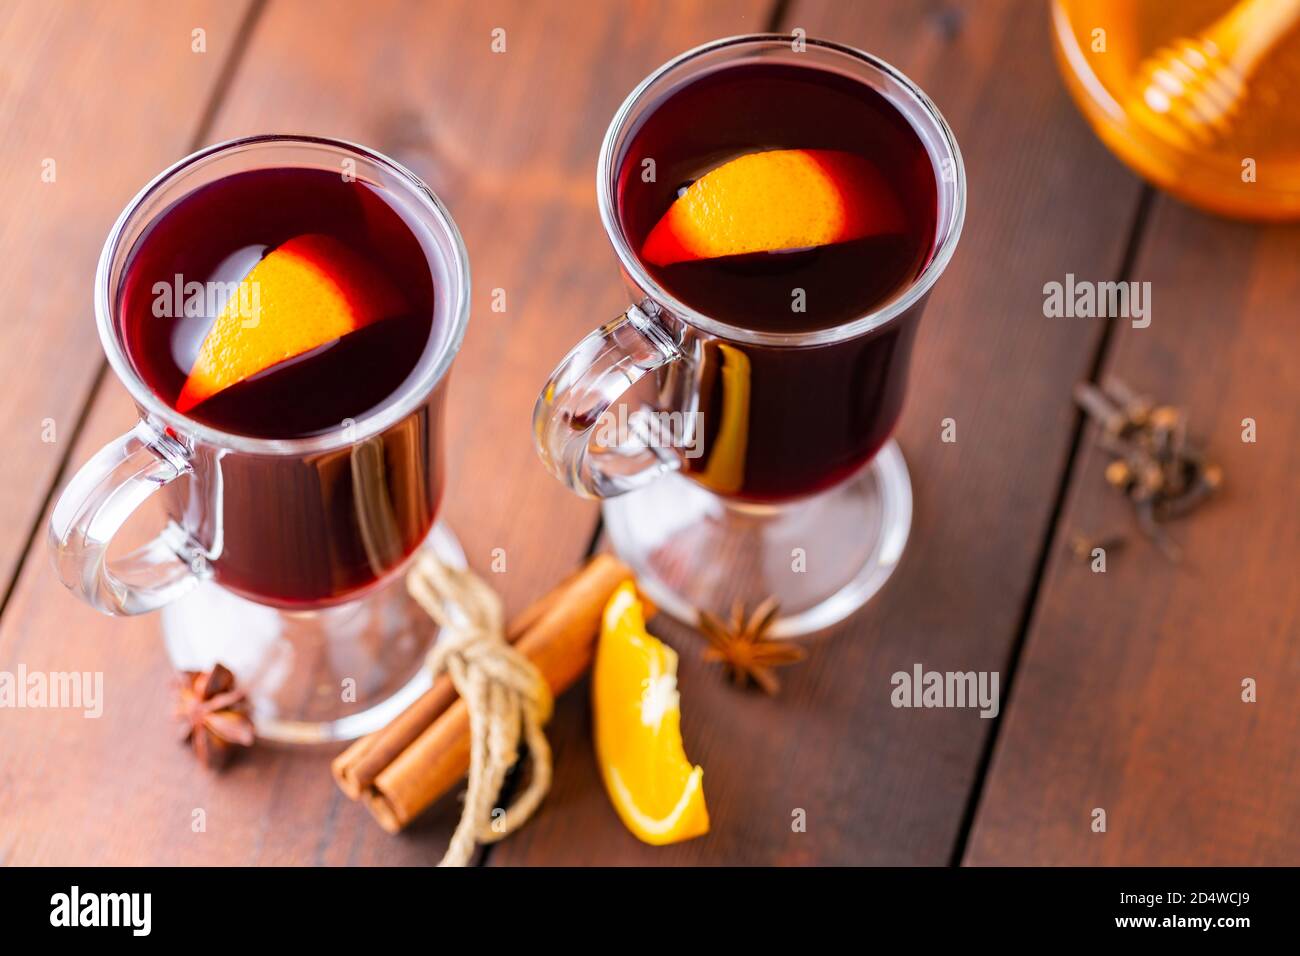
406,552 -> 553,867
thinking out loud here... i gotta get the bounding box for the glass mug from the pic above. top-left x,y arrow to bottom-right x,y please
534,36 -> 966,636
49,136 -> 471,742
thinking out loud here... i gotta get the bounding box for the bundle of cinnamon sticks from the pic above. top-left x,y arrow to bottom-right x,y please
332,553 -> 635,833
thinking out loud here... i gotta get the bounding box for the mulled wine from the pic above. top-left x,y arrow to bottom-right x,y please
121,167 -> 438,437
117,166 -> 449,606
616,62 -> 940,500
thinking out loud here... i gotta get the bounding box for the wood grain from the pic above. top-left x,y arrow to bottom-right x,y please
0,0 -> 772,865
0,0 -> 253,603
198,0 -> 777,635
965,201 -> 1300,865
490,0 -> 1149,864
9,0 -> 1284,869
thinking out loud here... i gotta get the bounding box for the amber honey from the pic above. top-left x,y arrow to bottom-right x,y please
1053,0 -> 1300,220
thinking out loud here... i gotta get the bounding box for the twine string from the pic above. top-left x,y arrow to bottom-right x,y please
406,552 -> 553,867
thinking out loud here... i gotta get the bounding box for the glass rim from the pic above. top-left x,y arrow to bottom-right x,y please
596,33 -> 967,347
95,133 -> 472,456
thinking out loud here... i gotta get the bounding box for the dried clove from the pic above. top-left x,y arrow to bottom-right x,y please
1073,379 -> 1221,562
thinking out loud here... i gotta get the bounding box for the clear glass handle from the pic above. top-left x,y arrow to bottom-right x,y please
533,303 -> 685,498
49,420 -> 201,615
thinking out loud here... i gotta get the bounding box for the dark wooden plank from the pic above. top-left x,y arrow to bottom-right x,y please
0,0 -> 253,602
492,0 -> 1148,865
965,202 -> 1300,865
0,384 -> 310,866
0,0 -> 771,865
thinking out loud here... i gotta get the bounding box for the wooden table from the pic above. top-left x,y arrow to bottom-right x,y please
1,0 -> 1295,866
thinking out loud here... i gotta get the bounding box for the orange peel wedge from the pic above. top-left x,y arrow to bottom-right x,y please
176,233 -> 405,412
641,148 -> 904,267
593,581 -> 708,846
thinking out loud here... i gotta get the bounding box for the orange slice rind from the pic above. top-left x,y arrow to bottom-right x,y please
641,148 -> 904,267
593,581 -> 709,846
176,233 -> 405,412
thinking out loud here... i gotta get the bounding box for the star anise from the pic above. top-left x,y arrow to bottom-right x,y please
175,664 -> 255,768
698,597 -> 805,695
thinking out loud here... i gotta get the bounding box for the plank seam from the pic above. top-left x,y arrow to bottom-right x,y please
948,184 -> 1156,866
766,0 -> 794,32
0,363 -> 109,626
0,0 -> 270,632
479,0 -> 789,868
191,0 -> 270,151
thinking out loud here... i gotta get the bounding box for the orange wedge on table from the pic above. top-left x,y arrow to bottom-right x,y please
176,233 -> 405,412
593,581 -> 708,846
641,148 -> 904,266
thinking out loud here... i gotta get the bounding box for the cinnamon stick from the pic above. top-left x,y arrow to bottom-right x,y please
330,567 -> 572,799
333,553 -> 636,832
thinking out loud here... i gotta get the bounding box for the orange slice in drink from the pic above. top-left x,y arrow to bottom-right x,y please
176,233 -> 405,412
593,581 -> 708,846
641,148 -> 904,266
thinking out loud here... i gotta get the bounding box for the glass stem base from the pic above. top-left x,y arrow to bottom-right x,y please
602,440 -> 912,638
160,521 -> 465,744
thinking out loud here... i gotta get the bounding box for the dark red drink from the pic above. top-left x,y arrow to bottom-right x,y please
121,167 -> 438,437
616,62 -> 939,500
118,166 -> 448,606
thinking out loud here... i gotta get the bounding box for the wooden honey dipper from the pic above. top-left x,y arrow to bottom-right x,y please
1130,0 -> 1300,148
